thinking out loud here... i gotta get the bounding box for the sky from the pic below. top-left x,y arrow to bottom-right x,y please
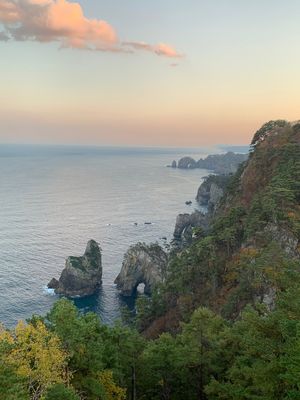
0,0 -> 300,147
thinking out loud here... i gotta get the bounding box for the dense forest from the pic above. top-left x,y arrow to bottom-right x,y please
1,121 -> 300,400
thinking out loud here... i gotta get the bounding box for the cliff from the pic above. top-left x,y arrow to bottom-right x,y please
141,120 -> 300,337
196,174 -> 231,212
48,240 -> 102,297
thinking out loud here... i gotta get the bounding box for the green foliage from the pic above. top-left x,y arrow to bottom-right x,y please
0,363 -> 29,400
44,384 -> 80,400
206,281 -> 300,400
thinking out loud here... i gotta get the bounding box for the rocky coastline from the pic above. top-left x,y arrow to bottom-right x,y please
169,151 -> 248,174
48,151 -> 247,300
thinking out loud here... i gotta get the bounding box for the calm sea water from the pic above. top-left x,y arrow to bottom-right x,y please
0,145 -> 213,327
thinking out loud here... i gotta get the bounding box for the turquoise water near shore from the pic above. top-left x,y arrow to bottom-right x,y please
0,145 -> 212,327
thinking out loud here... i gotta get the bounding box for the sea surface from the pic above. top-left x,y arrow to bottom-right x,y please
0,144 -> 216,327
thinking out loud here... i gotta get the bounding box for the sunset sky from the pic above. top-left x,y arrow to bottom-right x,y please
1,0 -> 300,146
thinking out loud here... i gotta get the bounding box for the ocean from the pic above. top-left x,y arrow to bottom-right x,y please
0,144 -> 214,327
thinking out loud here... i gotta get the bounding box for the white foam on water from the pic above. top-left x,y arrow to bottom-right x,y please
43,286 -> 56,296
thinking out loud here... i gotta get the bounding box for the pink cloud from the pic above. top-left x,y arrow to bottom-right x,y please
1,0 -> 117,49
0,0 -> 20,22
123,41 -> 183,58
0,0 -> 183,58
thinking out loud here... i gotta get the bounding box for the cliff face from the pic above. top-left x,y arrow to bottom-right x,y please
196,174 -> 231,212
48,240 -> 102,297
115,243 -> 168,296
142,121 -> 300,337
173,175 -> 231,246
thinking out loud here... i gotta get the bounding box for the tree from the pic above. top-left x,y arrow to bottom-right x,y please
179,308 -> 227,400
1,321 -> 68,400
140,333 -> 183,400
44,384 -> 80,400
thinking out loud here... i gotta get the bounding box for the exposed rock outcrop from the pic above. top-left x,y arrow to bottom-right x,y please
115,243 -> 168,297
171,160 -> 177,168
48,239 -> 102,297
196,175 -> 230,213
173,211 -> 208,245
264,223 -> 299,258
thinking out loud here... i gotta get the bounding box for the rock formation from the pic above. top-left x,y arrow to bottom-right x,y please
263,223 -> 299,258
175,152 -> 248,174
115,243 -> 168,297
178,156 -> 197,169
173,211 -> 208,244
196,175 -> 230,212
48,239 -> 102,297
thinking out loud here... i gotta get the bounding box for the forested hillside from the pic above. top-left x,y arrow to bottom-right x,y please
0,121 -> 299,400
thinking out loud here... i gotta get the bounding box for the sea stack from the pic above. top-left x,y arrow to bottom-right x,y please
115,243 -> 168,296
48,239 -> 102,297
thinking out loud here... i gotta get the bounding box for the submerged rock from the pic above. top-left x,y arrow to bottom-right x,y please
48,239 -> 102,297
115,243 -> 168,297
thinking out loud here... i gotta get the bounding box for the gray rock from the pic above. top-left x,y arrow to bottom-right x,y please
178,156 -> 197,169
48,278 -> 59,289
264,223 -> 299,257
48,239 -> 102,297
171,160 -> 177,168
115,243 -> 168,296
196,175 -> 230,213
173,211 -> 207,242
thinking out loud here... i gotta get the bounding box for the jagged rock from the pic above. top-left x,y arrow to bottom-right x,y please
115,243 -> 168,296
171,160 -> 177,168
48,239 -> 102,297
178,156 -> 197,169
255,287 -> 276,312
173,211 -> 207,242
264,223 -> 299,257
196,175 -> 230,213
48,278 -> 59,289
